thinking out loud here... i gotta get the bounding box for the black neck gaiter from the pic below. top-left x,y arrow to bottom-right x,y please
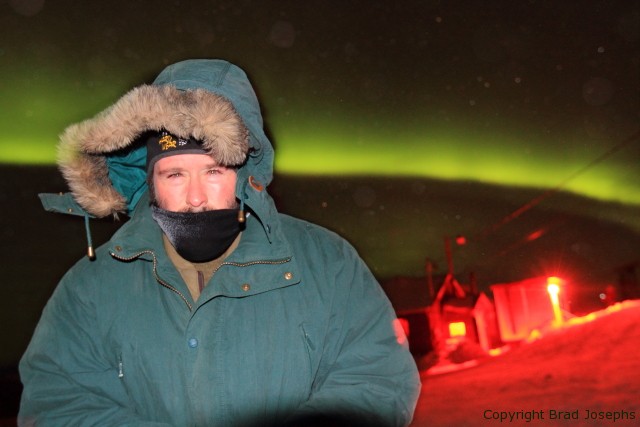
151,206 -> 242,263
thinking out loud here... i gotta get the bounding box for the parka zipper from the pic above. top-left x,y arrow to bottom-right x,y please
111,249 -> 194,311
212,257 -> 292,274
111,250 -> 292,311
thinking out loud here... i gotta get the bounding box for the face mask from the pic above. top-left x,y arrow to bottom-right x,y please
151,205 -> 242,263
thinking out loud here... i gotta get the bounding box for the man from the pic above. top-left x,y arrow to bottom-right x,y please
19,59 -> 421,426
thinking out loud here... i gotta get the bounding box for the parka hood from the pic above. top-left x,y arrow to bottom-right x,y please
47,59 -> 274,220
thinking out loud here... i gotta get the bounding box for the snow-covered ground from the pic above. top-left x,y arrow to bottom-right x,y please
410,300 -> 640,427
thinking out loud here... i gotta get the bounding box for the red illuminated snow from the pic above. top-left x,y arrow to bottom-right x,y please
410,300 -> 640,426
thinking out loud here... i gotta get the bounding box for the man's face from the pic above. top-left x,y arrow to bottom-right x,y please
152,154 -> 238,212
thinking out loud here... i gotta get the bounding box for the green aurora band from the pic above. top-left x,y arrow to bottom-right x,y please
1,78 -> 638,207
271,119 -> 639,206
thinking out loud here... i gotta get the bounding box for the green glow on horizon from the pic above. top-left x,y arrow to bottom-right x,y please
1,77 -> 637,207
272,123 -> 640,206
0,68 -> 130,166
2,122 -> 638,206
0,137 -> 58,165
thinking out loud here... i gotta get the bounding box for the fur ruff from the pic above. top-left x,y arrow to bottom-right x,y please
58,85 -> 249,218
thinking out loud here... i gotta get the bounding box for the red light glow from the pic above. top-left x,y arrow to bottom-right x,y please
546,276 -> 564,325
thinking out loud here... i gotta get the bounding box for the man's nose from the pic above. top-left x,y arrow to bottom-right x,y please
186,179 -> 207,208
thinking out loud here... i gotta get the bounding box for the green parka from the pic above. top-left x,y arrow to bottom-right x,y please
19,60 -> 421,427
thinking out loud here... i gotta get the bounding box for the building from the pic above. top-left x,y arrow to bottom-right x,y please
384,273 -> 501,358
490,276 -> 569,342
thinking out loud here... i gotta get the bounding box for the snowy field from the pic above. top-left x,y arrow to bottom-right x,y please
410,300 -> 640,426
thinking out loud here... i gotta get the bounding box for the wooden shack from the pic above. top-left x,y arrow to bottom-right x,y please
388,273 -> 501,357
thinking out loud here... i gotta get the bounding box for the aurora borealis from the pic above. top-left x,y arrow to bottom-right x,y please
1,0 -> 638,205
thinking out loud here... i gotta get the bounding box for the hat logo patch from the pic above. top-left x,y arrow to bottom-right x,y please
158,134 -> 177,151
158,133 -> 191,151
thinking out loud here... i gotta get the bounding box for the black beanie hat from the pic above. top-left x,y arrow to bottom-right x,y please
146,130 -> 208,174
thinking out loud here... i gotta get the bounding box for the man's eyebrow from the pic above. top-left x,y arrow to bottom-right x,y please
155,167 -> 185,176
155,162 -> 226,175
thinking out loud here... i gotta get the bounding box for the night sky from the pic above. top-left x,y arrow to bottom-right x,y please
2,0 -> 638,202
0,4 -> 639,291
1,1 -> 639,264
0,0 -> 639,376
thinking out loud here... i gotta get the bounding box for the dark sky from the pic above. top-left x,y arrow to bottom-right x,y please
1,0 -> 639,269
2,1 -> 638,196
1,0 -> 639,268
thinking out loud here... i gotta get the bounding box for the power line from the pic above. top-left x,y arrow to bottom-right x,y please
477,129 -> 640,240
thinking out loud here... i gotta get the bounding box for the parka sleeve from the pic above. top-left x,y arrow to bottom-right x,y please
18,262 -> 172,427
286,240 -> 422,427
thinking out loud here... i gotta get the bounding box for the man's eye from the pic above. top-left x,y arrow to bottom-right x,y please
207,169 -> 223,175
167,172 -> 183,178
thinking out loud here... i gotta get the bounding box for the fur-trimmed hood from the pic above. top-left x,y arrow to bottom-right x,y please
44,59 -> 275,220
